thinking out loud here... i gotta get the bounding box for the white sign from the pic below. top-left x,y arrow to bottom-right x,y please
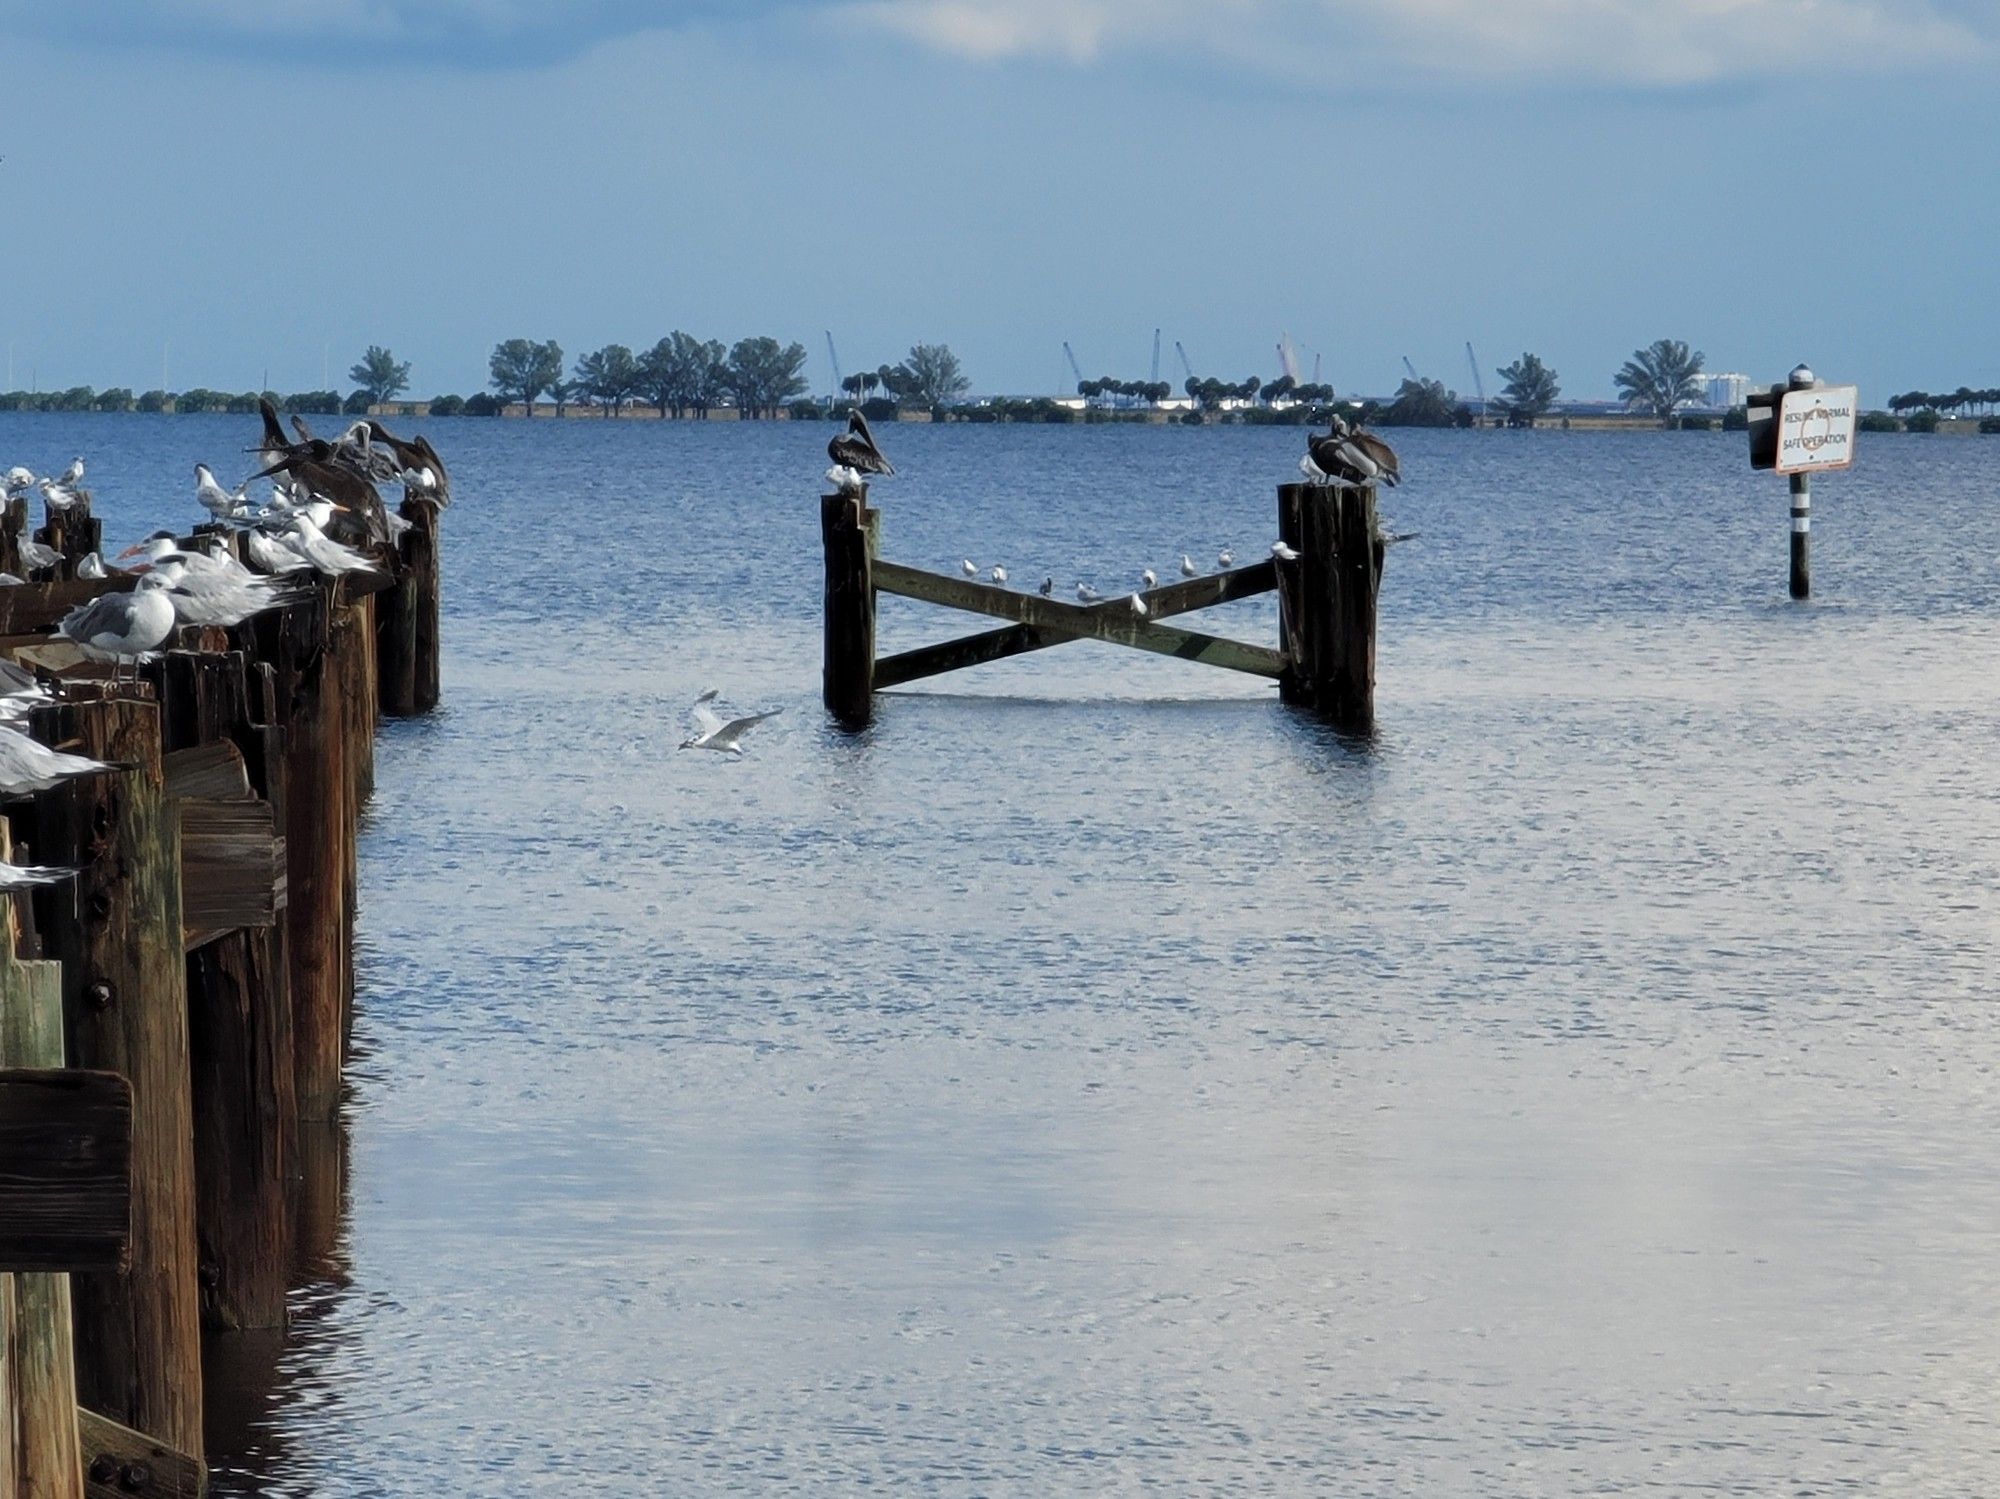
1775,384 -> 1858,474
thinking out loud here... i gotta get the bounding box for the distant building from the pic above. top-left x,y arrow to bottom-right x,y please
1705,373 -> 1750,410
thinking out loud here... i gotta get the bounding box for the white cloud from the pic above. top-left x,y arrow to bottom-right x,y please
840,0 -> 1995,84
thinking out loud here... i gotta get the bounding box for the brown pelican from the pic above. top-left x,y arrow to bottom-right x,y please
1304,414 -> 1401,489
825,410 -> 894,495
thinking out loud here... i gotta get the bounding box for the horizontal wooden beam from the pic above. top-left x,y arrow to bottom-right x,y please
873,560 -> 1284,680
79,1408 -> 204,1499
163,741 -> 252,802
178,798 -> 280,940
875,560 -> 1280,687
0,1070 -> 133,1273
0,577 -> 134,636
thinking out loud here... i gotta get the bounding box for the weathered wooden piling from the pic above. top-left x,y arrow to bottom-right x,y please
1276,481 -> 1380,731
23,691 -> 205,1468
821,491 -> 878,728
375,497 -> 441,717
33,496 -> 101,583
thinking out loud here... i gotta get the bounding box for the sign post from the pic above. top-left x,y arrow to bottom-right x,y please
1746,363 -> 1857,600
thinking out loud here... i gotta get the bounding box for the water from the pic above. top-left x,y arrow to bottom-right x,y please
10,414 -> 2000,1493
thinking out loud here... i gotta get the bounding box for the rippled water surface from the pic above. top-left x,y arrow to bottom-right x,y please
10,413 -> 2000,1494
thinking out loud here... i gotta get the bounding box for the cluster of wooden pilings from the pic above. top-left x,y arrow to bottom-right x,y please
0,484 -> 442,1497
822,480 -> 1382,729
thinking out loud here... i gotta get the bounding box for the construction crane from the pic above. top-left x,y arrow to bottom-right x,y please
1150,328 -> 1161,386
1464,341 -> 1488,421
825,331 -> 843,403
1175,341 -> 1195,384
1063,341 -> 1085,394
1311,353 -> 1322,386
1401,355 -> 1421,383
1276,332 -> 1300,385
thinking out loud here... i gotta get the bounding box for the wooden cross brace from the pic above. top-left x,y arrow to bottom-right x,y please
872,558 -> 1285,686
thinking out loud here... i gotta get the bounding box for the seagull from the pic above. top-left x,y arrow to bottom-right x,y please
278,515 -> 384,579
1179,554 -> 1197,578
1039,576 -> 1053,597
961,559 -> 979,578
1128,593 -> 1147,616
1076,582 -> 1101,603
194,463 -> 249,519
77,552 -> 106,579
18,539 -> 59,573
989,565 -> 1007,585
0,574 -> 22,587
0,721 -> 110,795
143,552 -> 307,627
1141,568 -> 1156,589
2,466 -> 34,497
1271,540 -> 1300,561
57,457 -> 82,488
0,861 -> 77,892
0,660 -> 52,724
679,695 -> 782,755
825,409 -> 894,496
37,478 -> 81,512
1217,547 -> 1234,569
57,573 -> 178,678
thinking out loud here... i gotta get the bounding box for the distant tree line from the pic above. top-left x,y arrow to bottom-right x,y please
1887,387 -> 2000,417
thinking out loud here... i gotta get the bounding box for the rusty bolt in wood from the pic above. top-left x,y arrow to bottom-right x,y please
86,979 -> 115,1011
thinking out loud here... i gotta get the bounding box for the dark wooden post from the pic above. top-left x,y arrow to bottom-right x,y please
1,883 -> 89,1499
0,493 -> 26,577
157,650 -> 295,1335
1277,482 -> 1379,731
23,693 -> 204,1468
821,491 -> 877,728
34,495 -> 102,581
377,496 -> 441,717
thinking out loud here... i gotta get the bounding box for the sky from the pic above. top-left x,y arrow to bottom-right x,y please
0,0 -> 1994,402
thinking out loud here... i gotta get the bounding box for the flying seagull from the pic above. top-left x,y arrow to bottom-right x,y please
680,695 -> 783,755
825,409 -> 894,496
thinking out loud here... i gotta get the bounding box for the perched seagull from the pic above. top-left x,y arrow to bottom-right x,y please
1039,575 -> 1053,597
989,565 -> 1008,585
0,574 -> 22,587
144,552 -> 306,628
1076,582 -> 1101,603
37,478 -> 81,512
825,409 -> 894,496
1141,568 -> 1156,589
194,463 -> 249,519
1179,554 -> 1197,578
243,527 -> 312,575
279,515 -> 384,579
0,660 -> 52,724
1217,547 -> 1234,569
680,696 -> 782,756
77,552 -> 106,579
0,861 -> 77,892
1128,593 -> 1147,616
18,539 -> 60,573
1271,540 -> 1301,561
0,721 -> 110,795
961,559 -> 979,578
2,466 -> 34,497
57,457 -> 83,488
57,573 -> 177,677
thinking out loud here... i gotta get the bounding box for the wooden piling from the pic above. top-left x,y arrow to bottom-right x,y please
157,650 -> 294,1335
1277,482 -> 1380,731
2,877 -> 89,1499
821,491 -> 877,728
23,692 -> 204,1468
376,497 -> 441,717
33,497 -> 101,582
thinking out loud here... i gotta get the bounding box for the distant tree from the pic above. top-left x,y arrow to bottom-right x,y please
1615,339 -> 1706,426
896,343 -> 968,408
489,338 -> 564,412
1263,375 -> 1296,405
136,389 -> 171,413
428,394 -> 465,416
284,390 -> 343,415
348,345 -> 411,407
1906,408 -> 1941,433
637,332 -> 727,417
1378,377 -> 1459,427
840,373 -> 865,402
549,374 -> 576,418
725,337 -> 809,418
91,387 -> 133,411
342,389 -> 373,415
228,391 -> 265,415
462,392 -> 503,417
51,386 -> 94,411
1494,352 -> 1560,426
575,343 -> 640,415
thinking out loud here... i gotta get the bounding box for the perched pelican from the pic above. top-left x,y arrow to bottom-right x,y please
1179,554 -> 1196,578
825,409 -> 894,496
1306,414 -> 1401,489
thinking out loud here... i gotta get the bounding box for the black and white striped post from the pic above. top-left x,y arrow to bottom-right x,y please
1787,363 -> 1814,600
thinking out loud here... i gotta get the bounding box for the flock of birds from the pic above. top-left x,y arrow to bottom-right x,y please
684,404 -> 1416,760
0,405 -> 453,887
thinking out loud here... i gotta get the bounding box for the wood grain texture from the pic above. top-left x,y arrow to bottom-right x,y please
77,1409 -> 202,1499
0,1072 -> 132,1272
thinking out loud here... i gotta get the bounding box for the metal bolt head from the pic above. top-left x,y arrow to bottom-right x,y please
86,980 -> 113,1011
1788,363 -> 1816,389
89,1456 -> 118,1483
119,1460 -> 153,1491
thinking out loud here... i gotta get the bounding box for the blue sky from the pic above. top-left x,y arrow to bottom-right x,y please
0,0 -> 1994,401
